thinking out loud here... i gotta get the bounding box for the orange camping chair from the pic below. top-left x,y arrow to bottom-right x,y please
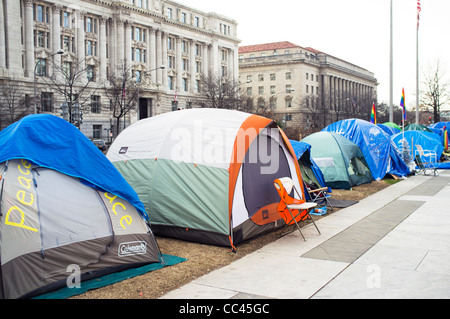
273,177 -> 320,240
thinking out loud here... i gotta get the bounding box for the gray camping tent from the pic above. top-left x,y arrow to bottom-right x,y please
0,115 -> 161,299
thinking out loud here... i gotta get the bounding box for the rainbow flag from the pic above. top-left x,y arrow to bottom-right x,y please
370,102 -> 377,124
444,126 -> 448,151
400,88 -> 406,121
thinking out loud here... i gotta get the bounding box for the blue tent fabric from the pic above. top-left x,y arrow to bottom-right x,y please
0,114 -> 148,219
391,130 -> 444,163
289,140 -> 329,194
323,119 -> 410,179
377,124 -> 400,136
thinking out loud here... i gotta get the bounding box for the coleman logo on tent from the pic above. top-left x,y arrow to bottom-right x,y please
119,147 -> 128,154
118,241 -> 147,257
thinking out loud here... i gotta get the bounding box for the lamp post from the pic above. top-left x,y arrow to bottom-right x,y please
34,49 -> 64,114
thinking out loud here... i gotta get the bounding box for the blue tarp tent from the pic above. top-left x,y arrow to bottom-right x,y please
289,140 -> 329,198
323,119 -> 410,180
391,130 -> 444,163
377,124 -> 400,136
0,114 -> 148,219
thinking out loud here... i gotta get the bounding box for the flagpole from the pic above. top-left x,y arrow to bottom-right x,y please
415,0 -> 421,124
389,0 -> 394,123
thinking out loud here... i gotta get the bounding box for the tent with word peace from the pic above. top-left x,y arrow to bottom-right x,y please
107,108 -> 305,249
0,115 -> 161,299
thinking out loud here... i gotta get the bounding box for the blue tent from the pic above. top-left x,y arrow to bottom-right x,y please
289,140 -> 329,198
377,124 -> 400,136
0,114 -> 148,219
323,119 -> 410,180
391,130 -> 444,163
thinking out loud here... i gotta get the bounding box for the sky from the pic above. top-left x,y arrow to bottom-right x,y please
176,0 -> 450,110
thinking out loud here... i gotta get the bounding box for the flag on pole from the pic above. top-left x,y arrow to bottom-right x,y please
370,102 -> 377,124
400,88 -> 406,121
444,126 -> 448,151
417,0 -> 422,29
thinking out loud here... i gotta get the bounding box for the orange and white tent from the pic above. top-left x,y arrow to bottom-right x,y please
107,108 -> 305,248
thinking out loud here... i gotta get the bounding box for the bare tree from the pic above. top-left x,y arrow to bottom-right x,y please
104,60 -> 139,137
198,75 -> 242,109
43,56 -> 97,127
421,60 -> 449,123
0,79 -> 30,129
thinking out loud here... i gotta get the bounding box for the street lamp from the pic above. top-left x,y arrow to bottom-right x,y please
34,49 -> 64,114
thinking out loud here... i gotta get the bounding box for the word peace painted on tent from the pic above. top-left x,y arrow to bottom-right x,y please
169,120 -> 282,174
103,192 -> 134,229
4,159 -> 38,233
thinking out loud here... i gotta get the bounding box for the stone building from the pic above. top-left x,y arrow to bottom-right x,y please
0,0 -> 239,139
238,41 -> 378,133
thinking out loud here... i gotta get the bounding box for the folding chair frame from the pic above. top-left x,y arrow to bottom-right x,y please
305,184 -> 334,211
414,154 -> 438,176
274,178 -> 321,241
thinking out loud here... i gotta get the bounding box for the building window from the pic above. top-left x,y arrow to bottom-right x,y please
270,73 -> 276,81
85,17 -> 97,33
258,74 -> 264,82
221,50 -> 228,61
195,44 -> 201,56
181,12 -> 187,23
168,76 -> 174,90
36,58 -> 47,76
246,87 -> 252,96
195,80 -> 200,93
182,58 -> 188,71
167,8 -> 173,19
258,86 -> 264,95
87,65 -> 95,82
182,78 -> 188,91
195,61 -> 201,73
135,70 -> 142,83
286,85 -> 292,93
93,125 -> 102,139
62,11 -> 70,28
167,56 -> 175,69
91,95 -> 101,113
62,61 -> 72,78
34,4 -> 49,23
41,92 -> 53,112
167,37 -> 174,50
86,40 -> 97,56
247,75 -> 252,82
286,72 -> 291,80
286,114 -> 292,121
270,86 -> 276,95
194,16 -> 200,27
286,99 -> 292,108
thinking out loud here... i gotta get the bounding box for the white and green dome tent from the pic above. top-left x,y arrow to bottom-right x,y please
107,108 -> 306,248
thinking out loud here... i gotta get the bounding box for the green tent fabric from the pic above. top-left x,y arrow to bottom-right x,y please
405,123 -> 433,132
33,254 -> 186,299
302,132 -> 373,189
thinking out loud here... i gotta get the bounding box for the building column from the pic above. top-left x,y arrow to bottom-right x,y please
148,27 -> 156,82
202,42 -> 209,79
189,39 -> 196,93
155,29 -> 162,85
51,5 -> 61,71
24,0 -> 34,77
76,11 -> 85,61
161,31 -> 168,88
0,0 -> 5,68
211,39 -> 219,77
124,21 -> 131,64
99,17 -> 107,81
175,36 -> 182,92
116,19 -> 124,65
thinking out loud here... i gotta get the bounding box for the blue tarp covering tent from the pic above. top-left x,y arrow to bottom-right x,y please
0,114 -> 148,219
378,124 -> 400,136
289,140 -> 330,198
391,130 -> 444,163
323,119 -> 410,180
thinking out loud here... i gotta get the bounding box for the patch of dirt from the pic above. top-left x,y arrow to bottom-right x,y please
72,180 -> 393,299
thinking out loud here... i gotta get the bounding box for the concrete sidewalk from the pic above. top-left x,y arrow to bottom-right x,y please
161,171 -> 450,299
